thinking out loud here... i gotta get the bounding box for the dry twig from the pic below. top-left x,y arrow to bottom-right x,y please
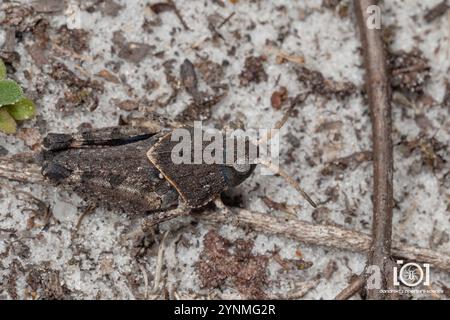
335,274 -> 367,300
139,264 -> 150,299
152,230 -> 170,294
202,209 -> 450,273
0,154 -> 42,183
354,0 -> 395,299
424,0 -> 449,23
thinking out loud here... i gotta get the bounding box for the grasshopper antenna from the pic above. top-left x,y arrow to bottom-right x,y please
257,92 -> 310,145
256,158 -> 317,208
254,91 -> 318,208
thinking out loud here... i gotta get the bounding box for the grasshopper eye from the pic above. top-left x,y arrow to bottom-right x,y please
232,162 -> 251,173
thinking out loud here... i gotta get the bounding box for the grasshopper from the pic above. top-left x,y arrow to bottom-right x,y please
2,60 -> 316,239
39,114 -> 259,233
37,109 -> 316,239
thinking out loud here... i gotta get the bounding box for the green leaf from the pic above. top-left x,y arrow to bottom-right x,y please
0,59 -> 6,80
6,98 -> 36,120
0,107 -> 17,134
0,79 -> 24,107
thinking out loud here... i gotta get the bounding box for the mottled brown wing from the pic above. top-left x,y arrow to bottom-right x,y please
42,134 -> 179,213
147,127 -> 228,208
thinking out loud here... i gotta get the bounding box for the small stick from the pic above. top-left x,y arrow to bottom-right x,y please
335,274 -> 367,300
152,230 -> 170,293
139,264 -> 149,299
51,44 -> 93,62
167,0 -> 189,30
274,279 -> 320,299
71,203 -> 96,239
354,0 -> 395,299
448,10 -> 450,55
202,208 -> 450,273
265,45 -> 305,65
0,154 -> 42,183
424,0 -> 449,23
218,12 -> 236,29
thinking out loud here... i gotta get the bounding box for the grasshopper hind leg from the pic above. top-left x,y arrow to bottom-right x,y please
124,205 -> 190,242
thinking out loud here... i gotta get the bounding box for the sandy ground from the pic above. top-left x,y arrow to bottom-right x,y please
0,0 -> 449,299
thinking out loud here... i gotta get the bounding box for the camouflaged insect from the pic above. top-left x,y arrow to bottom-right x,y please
40,114 -> 256,227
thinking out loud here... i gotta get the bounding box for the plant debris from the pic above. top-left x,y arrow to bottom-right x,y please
443,81 -> 450,108
262,197 -> 299,216
114,99 -> 138,111
271,86 -> 288,110
399,135 -> 446,172
323,260 -> 338,280
321,0 -> 349,18
26,268 -> 69,300
266,46 -> 305,65
112,31 -> 155,64
389,49 -> 431,94
424,0 -> 449,23
98,0 -> 124,17
95,69 -> 120,84
149,2 -> 175,14
295,66 -> 356,99
118,43 -> 154,64
180,59 -> 199,99
177,59 -> 226,121
149,1 -> 189,30
195,59 -> 226,87
196,230 -> 269,299
0,4 -> 38,32
271,251 -> 313,271
177,92 -> 226,121
25,18 -> 50,66
239,56 -> 268,86
321,151 -> 372,176
50,63 -> 103,112
55,25 -> 90,54
31,0 -> 64,14
322,0 -> 342,9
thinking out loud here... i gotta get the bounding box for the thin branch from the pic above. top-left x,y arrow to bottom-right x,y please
335,274 -> 367,300
167,0 -> 189,30
274,279 -> 320,299
139,263 -> 149,300
424,0 -> 449,23
354,0 -> 394,299
218,12 -> 235,29
0,154 -> 42,184
152,230 -> 170,294
202,209 -> 450,273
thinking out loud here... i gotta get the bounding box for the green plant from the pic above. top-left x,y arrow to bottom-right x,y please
0,59 -> 36,134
